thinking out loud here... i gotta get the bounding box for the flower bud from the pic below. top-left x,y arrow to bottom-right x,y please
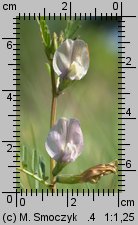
59,31 -> 65,45
52,32 -> 58,51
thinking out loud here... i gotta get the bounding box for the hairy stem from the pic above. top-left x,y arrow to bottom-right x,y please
17,167 -> 52,188
49,60 -> 57,192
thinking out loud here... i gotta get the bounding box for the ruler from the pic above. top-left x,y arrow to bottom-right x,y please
0,0 -> 137,224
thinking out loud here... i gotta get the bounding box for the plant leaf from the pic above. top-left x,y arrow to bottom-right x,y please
36,17 -> 51,59
21,146 -> 27,168
35,179 -> 39,190
39,156 -> 48,180
32,149 -> 38,174
64,20 -> 81,39
36,17 -> 51,48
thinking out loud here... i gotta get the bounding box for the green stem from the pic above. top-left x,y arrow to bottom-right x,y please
49,60 -> 57,192
17,168 -> 52,188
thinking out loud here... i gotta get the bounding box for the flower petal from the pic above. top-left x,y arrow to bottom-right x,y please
45,118 -> 68,161
67,61 -> 85,80
53,39 -> 74,78
71,39 -> 89,79
45,131 -> 62,161
66,119 -> 84,156
62,143 -> 78,162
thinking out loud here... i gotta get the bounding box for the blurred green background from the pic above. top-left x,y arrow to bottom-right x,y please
19,17 -> 118,192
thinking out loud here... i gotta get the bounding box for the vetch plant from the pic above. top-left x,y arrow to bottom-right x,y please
19,18 -> 118,192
